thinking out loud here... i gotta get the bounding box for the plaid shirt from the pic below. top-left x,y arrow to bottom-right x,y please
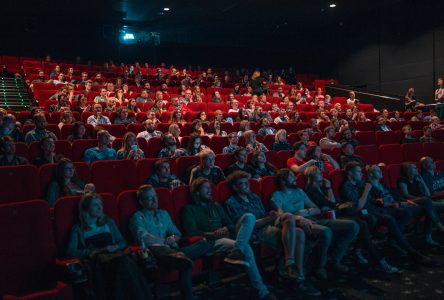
225,193 -> 267,224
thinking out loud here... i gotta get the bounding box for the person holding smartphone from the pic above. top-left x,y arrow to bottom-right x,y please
117,132 -> 145,160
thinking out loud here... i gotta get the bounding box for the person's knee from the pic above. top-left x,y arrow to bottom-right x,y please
241,213 -> 256,225
319,227 -> 333,244
295,227 -> 305,243
282,213 -> 296,226
349,221 -> 360,237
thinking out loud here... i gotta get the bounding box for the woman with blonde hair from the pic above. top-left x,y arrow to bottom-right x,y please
117,132 -> 144,160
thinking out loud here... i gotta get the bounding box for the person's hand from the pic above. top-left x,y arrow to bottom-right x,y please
105,245 -> 119,252
308,159 -> 317,165
365,182 -> 372,190
269,210 -> 279,220
214,227 -> 230,239
165,235 -> 178,247
84,183 -> 96,193
321,206 -> 330,213
375,198 -> 384,207
297,217 -> 314,235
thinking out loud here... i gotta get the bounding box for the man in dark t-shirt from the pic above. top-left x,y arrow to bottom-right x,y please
420,156 -> 444,196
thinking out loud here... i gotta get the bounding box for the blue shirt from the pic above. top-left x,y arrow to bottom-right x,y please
422,171 -> 444,194
83,147 -> 117,163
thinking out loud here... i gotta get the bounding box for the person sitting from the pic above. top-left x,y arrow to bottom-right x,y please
136,119 -> 162,141
208,121 -> 227,137
146,159 -> 184,189
347,91 -> 359,105
287,141 -> 317,174
257,117 -> 277,136
339,142 -> 366,168
181,178 -> 278,300
67,121 -> 90,143
117,132 -> 145,160
319,126 -> 341,149
66,193 -> 152,300
341,162 -> 429,263
401,125 -> 419,144
274,108 -> 290,124
272,86 -> 285,98
104,97 -> 118,113
169,109 -> 186,126
420,156 -> 444,196
225,171 -> 318,296
244,130 -> 268,153
191,119 -> 205,136
186,134 -> 209,156
211,91 -> 223,103
429,116 -> 444,130
228,99 -> 240,113
305,145 -> 340,177
249,150 -> 276,178
33,136 -> 58,167
127,99 -> 141,113
25,112 -> 58,144
419,126 -> 435,142
375,117 -> 392,131
222,132 -> 240,154
158,134 -> 187,158
135,89 -> 152,103
189,149 -> 225,185
272,129 -> 292,151
224,147 -> 255,177
145,111 -> 160,127
130,185 -> 210,300
114,107 -> 137,125
57,110 -> 75,130
0,114 -> 24,142
168,124 -> 182,141
93,87 -> 108,103
389,111 -> 405,122
304,166 -> 399,273
87,104 -> 111,127
46,158 -> 93,207
0,136 -> 29,166
272,168 -> 359,277
83,130 -> 117,163
237,119 -> 251,136
308,118 -> 320,134
339,127 -> 359,147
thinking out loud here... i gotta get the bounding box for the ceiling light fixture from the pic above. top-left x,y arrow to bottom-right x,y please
163,7 -> 170,11
329,3 -> 337,8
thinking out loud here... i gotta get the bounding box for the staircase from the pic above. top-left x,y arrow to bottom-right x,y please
0,77 -> 32,111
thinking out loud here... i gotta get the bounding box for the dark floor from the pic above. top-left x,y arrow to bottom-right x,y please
167,233 -> 444,300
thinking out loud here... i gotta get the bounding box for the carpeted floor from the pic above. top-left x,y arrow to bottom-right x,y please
171,233 -> 444,300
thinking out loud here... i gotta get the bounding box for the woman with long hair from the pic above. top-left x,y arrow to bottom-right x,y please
67,121 -> 90,143
117,132 -> 145,160
305,145 -> 339,177
67,193 -> 152,299
249,150 -> 276,178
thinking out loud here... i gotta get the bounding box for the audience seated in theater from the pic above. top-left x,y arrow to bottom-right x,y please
58,110 -> 75,130
225,171 -> 317,296
347,91 -> 359,105
83,129 -> 117,163
127,99 -> 141,113
297,129 -> 315,148
341,162 -> 430,263
74,95 -> 92,114
114,107 -> 136,125
168,96 -> 186,113
117,132 -> 144,160
272,86 -> 285,98
244,130 -> 268,153
410,110 -> 428,121
222,133 -> 240,154
272,168 -> 359,277
257,117 -> 276,136
237,120 -> 251,136
375,117 -> 391,131
46,158 -> 93,207
158,134 -> 187,158
66,193 -> 152,299
136,119 -> 162,141
274,108 -> 289,124
430,116 -> 444,130
287,142 -> 317,174
401,125 -> 420,144
308,118 -> 320,134
208,121 -> 227,137
339,142 -> 366,168
145,111 -> 160,126
272,129 -> 292,151
224,147 -> 255,177
87,103 -> 111,127
0,114 -> 24,142
186,133 -> 209,156
189,149 -> 225,185
211,91 -> 223,103
236,108 -> 250,122
146,159 -> 184,189
319,126 -> 341,149
150,99 -> 165,115
168,124 -> 182,141
169,109 -> 186,126
182,177 -> 278,300
130,185 -> 210,300
33,136 -> 58,167
94,87 -> 108,103
115,89 -> 128,103
339,127 -> 359,147
250,150 -> 276,178
0,136 -> 29,166
67,121 -> 90,143
228,99 -> 240,113
104,97 -> 118,113
305,145 -> 340,177
389,111 -> 404,122
197,111 -> 211,125
25,112 -> 58,144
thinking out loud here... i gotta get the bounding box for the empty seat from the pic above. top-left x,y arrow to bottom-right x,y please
215,153 -> 235,170
330,169 -> 347,200
210,136 -> 229,154
355,122 -> 375,132
100,124 -> 127,138
387,164 -> 402,188
379,144 -> 403,165
0,200 -> 72,299
376,131 -> 403,144
355,145 -> 380,165
145,137 -> 163,158
260,176 -> 277,210
176,156 -> 201,182
423,142 -> 444,161
401,143 -> 424,162
355,131 -> 376,145
0,165 -> 40,203
91,160 -> 138,196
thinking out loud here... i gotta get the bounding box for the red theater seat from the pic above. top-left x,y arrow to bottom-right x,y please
355,145 -> 380,165
260,176 -> 277,210
0,165 -> 40,203
423,142 -> 444,161
91,160 -> 138,196
402,143 -> 424,162
379,144 -> 403,165
376,131 -> 403,144
216,179 -> 261,204
330,169 -> 346,199
355,131 -> 376,145
71,139 -> 97,161
0,200 -> 72,299
136,157 -> 177,186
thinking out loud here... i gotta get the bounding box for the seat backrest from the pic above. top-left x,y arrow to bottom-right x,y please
136,157 -> 177,186
0,200 -> 56,295
215,153 -> 235,170
330,169 -> 347,200
145,137 -> 163,158
379,144 -> 403,165
387,164 -> 402,189
355,131 -> 376,145
91,160 -> 138,196
53,193 -> 116,257
210,136 -> 229,154
355,145 -> 380,165
376,131 -> 403,145
117,190 -> 139,242
401,143 -> 424,162
260,176 -> 276,210
0,165 -> 40,203
423,142 -> 444,161
176,155 -> 201,182
71,139 -> 97,161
